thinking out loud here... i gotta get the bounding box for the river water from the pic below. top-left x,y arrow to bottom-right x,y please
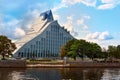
0,68 -> 120,80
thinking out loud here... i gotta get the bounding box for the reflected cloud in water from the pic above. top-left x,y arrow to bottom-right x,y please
0,68 -> 120,80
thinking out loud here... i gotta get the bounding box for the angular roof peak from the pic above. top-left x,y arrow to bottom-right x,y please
40,10 -> 54,21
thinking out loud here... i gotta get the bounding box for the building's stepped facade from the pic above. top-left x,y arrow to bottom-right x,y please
13,10 -> 74,59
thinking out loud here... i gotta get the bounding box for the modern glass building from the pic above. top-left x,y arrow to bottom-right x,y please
13,10 -> 74,58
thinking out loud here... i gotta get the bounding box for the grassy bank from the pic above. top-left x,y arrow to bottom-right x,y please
26,59 -> 64,64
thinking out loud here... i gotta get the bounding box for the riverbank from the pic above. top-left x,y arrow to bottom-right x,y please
1,60 -> 120,68
0,60 -> 26,68
26,62 -> 120,68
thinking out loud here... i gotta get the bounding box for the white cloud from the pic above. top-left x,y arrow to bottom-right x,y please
52,0 -> 120,11
20,2 -> 51,31
63,16 -> 78,36
52,0 -> 96,12
62,15 -> 91,38
83,31 -> 115,48
98,31 -> 113,40
77,19 -> 84,25
98,3 -> 114,9
0,15 -> 3,30
14,27 -> 25,39
98,0 -> 120,10
77,15 -> 90,28
80,0 -> 96,7
0,19 -> 21,39
101,0 -> 112,3
53,14 -> 60,20
62,0 -> 80,5
0,2 -> 52,41
63,16 -> 73,32
84,15 -> 91,19
0,9 -> 40,40
52,3 -> 67,12
76,18 -> 89,29
86,32 -> 100,39
85,31 -> 113,40
101,0 -> 118,4
20,9 -> 40,31
62,0 -> 96,7
7,19 -> 19,26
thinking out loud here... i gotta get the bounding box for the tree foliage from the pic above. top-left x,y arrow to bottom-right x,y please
107,45 -> 120,59
60,38 -> 120,61
85,42 -> 102,60
0,35 -> 16,60
59,39 -> 75,59
60,39 -> 102,60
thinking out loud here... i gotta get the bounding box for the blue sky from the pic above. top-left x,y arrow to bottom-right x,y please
0,0 -> 120,48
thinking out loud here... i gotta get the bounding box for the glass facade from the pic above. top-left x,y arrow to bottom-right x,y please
14,10 -> 74,59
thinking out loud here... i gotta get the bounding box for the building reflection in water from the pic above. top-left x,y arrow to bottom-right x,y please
0,68 -> 26,80
101,69 -> 120,80
61,68 -> 104,80
1,68 -> 120,80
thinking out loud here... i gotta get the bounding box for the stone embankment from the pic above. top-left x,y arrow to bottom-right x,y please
26,64 -> 69,68
26,62 -> 120,68
0,60 -> 26,68
1,60 -> 120,68
68,61 -> 120,68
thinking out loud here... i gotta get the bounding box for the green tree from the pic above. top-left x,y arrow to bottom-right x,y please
85,42 -> 102,60
64,39 -> 76,52
117,45 -> 120,58
66,39 -> 87,60
77,40 -> 87,60
0,35 -> 16,60
107,45 -> 117,59
59,39 -> 76,58
101,48 -> 108,61
67,39 -> 80,60
60,39 -> 102,60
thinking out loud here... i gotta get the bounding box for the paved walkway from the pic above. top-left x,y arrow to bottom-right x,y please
26,64 -> 70,68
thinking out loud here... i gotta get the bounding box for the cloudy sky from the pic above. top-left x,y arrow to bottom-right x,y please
0,0 -> 120,48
